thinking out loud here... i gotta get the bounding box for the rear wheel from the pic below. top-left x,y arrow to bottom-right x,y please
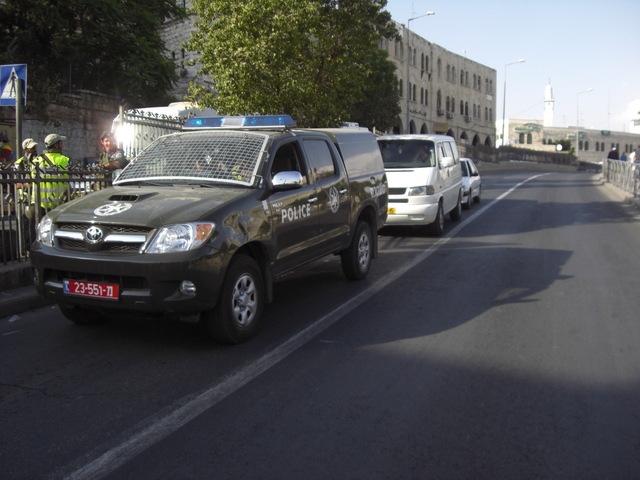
341,221 -> 373,280
428,201 -> 445,236
203,255 -> 264,344
58,304 -> 104,324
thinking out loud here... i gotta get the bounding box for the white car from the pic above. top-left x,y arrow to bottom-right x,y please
460,158 -> 481,209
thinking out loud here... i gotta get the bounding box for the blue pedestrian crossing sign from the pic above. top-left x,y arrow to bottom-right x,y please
1,64 -> 27,106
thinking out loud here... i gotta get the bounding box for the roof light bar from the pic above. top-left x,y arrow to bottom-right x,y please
183,115 -> 296,129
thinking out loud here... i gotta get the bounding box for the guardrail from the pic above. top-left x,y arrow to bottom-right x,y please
1,168 -> 113,264
603,160 -> 640,198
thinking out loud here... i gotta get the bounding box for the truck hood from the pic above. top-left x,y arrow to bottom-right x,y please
384,168 -> 432,188
50,185 -> 252,227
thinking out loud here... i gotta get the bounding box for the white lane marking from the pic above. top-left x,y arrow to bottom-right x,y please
61,173 -> 548,480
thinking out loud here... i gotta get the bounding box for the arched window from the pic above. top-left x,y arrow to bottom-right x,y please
519,133 -> 525,144
452,67 -> 456,83
465,102 -> 469,116
447,64 -> 451,81
399,79 -> 403,97
460,70 -> 465,84
437,58 -> 442,78
460,100 -> 464,115
527,133 -> 532,144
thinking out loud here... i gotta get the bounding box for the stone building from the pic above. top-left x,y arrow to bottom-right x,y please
380,22 -> 496,146
160,8 -> 497,147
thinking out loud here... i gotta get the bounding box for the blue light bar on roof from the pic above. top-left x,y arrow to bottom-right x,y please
183,115 -> 296,129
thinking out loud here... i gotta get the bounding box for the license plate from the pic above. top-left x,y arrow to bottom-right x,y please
388,207 -> 396,214
63,280 -> 119,300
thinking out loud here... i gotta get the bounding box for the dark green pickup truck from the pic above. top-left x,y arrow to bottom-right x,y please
31,116 -> 388,343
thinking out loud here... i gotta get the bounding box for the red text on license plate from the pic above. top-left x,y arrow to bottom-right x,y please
63,280 -> 119,299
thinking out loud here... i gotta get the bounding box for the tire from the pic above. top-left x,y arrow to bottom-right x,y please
463,190 -> 472,210
428,201 -> 445,236
450,191 -> 462,221
204,255 -> 264,344
474,186 -> 481,203
341,221 -> 373,280
58,304 -> 104,324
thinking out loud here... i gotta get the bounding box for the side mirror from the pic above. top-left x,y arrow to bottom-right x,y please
440,156 -> 454,168
272,171 -> 304,190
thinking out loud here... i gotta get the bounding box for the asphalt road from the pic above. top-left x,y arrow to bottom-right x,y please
2,171 -> 639,479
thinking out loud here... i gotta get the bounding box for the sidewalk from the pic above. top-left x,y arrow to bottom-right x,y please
0,261 -> 51,319
1,173 -> 637,320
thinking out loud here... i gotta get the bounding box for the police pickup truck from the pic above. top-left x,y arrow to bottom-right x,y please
31,115 -> 388,343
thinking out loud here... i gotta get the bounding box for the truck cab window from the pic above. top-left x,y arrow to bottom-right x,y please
302,139 -> 336,181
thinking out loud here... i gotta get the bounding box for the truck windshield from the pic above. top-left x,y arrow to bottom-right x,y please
378,140 -> 436,168
114,130 -> 269,187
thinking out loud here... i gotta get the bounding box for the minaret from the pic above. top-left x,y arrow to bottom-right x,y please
543,81 -> 554,127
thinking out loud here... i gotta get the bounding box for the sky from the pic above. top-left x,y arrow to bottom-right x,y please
383,0 -> 640,132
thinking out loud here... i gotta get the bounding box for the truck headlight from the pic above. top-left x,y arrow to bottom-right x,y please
146,223 -> 215,254
37,216 -> 53,246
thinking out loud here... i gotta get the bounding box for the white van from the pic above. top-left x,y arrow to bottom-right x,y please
377,134 -> 463,235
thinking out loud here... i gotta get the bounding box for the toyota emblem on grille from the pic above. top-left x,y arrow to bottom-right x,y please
86,226 -> 104,243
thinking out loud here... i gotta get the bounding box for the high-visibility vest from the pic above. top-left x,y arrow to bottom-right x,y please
35,151 -> 70,208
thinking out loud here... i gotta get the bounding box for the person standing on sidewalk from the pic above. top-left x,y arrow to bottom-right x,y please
98,131 -> 128,171
35,134 -> 70,211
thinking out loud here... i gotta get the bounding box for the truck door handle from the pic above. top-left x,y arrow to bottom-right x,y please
308,196 -> 318,203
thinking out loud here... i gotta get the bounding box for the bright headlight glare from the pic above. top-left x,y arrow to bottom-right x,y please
37,216 -> 53,246
146,223 -> 215,254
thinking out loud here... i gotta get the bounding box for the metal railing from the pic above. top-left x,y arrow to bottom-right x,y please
603,159 -> 640,198
1,167 -> 113,264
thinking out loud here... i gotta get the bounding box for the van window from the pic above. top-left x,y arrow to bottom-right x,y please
378,140 -> 436,168
438,142 -> 456,168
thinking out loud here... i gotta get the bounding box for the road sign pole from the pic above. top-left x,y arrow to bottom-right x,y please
15,76 -> 23,158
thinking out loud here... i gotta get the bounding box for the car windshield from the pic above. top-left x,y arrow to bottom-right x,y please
379,140 -> 436,168
114,130 -> 269,187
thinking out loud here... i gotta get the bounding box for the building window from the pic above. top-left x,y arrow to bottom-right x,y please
437,58 -> 442,78
452,67 -> 456,83
399,79 -> 403,97
527,133 -> 532,144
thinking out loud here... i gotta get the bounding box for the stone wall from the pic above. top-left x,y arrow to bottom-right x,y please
1,90 -> 121,165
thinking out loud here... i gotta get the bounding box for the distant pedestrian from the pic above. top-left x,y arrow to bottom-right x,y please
620,152 -> 627,161
98,131 -> 128,171
0,131 -> 14,166
607,147 -> 619,160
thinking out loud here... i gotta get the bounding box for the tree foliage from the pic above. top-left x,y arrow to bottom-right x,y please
185,0 -> 399,128
0,0 -> 186,108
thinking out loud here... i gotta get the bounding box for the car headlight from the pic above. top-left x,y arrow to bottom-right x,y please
407,185 -> 435,196
146,223 -> 215,254
37,216 -> 53,246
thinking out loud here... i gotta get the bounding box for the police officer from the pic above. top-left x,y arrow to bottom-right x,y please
36,133 -> 70,211
98,131 -> 128,171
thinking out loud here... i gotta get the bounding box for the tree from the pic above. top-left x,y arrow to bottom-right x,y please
0,0 -> 185,108
185,0 -> 399,128
349,47 -> 401,132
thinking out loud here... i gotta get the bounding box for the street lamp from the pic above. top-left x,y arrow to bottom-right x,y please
575,88 -> 594,160
405,11 -> 435,134
500,58 -> 525,147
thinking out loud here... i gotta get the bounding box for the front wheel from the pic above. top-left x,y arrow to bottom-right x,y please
450,191 -> 462,221
203,255 -> 264,344
428,201 -> 445,236
341,221 -> 373,280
